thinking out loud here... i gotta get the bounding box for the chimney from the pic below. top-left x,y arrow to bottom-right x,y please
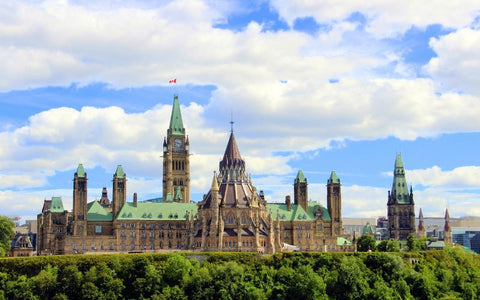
133,192 -> 137,207
286,195 -> 291,211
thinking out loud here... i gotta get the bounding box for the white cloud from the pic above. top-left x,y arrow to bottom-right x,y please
270,0 -> 479,37
426,28 -> 480,95
407,165 -> 480,188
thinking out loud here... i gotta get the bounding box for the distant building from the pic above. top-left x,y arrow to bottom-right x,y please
10,233 -> 35,257
387,154 -> 415,240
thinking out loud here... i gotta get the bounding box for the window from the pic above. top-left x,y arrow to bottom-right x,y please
100,243 -> 104,250
121,242 -> 125,251
130,223 -> 136,229
150,243 -> 154,250
72,243 -> 76,250
120,231 -> 126,238
82,242 -> 86,250
91,243 -> 96,250
130,232 -> 136,238
130,243 -> 135,250
141,223 -> 146,229
297,233 -> 302,238
150,232 -> 155,238
109,243 -> 114,250
95,226 -> 102,234
141,232 -> 147,238
121,223 -> 126,229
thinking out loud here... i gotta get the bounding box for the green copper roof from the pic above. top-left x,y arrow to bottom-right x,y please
168,95 -> 184,135
363,222 -> 375,234
268,203 -> 313,221
267,202 -> 331,222
115,165 -> 125,178
174,187 -> 183,201
391,154 -> 411,204
337,237 -> 352,246
328,171 -> 340,184
76,163 -> 86,178
165,193 -> 173,202
294,170 -> 306,183
87,201 -> 113,221
116,202 -> 197,220
50,197 -> 64,213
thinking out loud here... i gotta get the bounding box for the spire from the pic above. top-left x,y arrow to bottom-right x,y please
76,163 -> 86,178
390,153 -> 410,204
168,95 -> 184,135
211,171 -> 219,191
445,208 -> 450,220
444,208 -> 451,232
99,187 -> 110,206
328,171 -> 340,184
295,170 -> 307,183
221,132 -> 243,166
115,165 -> 125,178
418,208 -> 425,232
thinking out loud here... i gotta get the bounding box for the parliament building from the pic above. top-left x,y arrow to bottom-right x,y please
37,96 -> 351,255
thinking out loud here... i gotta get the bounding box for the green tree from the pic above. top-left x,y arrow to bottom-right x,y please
356,235 -> 376,252
0,216 -> 14,257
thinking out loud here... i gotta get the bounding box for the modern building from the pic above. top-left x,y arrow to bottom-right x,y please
37,95 -> 350,255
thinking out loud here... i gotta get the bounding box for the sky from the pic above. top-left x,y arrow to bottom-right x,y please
1,0 -> 480,222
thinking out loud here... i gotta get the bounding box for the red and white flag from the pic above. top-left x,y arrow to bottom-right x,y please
169,78 -> 177,84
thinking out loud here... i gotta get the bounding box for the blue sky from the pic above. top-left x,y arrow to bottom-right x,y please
1,0 -> 480,222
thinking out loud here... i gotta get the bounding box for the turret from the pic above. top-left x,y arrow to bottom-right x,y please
112,165 -> 126,218
73,164 -> 88,236
444,208 -> 452,245
417,208 -> 426,238
327,171 -> 342,236
294,170 -> 308,211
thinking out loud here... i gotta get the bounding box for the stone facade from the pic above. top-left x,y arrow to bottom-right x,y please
37,95 -> 350,255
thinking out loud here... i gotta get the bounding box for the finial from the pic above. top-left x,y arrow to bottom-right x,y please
230,110 -> 234,133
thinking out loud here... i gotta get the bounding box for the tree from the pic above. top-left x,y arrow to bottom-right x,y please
0,216 -> 14,257
357,235 -> 376,252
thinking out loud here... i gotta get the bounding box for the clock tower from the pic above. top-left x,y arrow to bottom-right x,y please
163,95 -> 190,203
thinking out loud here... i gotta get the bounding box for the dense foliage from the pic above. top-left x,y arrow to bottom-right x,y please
0,249 -> 479,299
0,216 -> 14,257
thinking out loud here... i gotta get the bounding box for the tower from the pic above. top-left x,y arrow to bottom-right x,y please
387,154 -> 415,240
417,208 -> 426,238
294,170 -> 308,211
327,171 -> 342,235
72,164 -> 87,236
444,208 -> 452,245
112,165 -> 126,218
163,95 -> 190,203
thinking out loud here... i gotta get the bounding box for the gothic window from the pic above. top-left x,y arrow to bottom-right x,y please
150,232 -> 155,238
121,223 -> 126,229
149,223 -> 155,229
227,215 -> 234,224
130,223 -> 135,229
109,243 -> 114,250
91,243 -> 96,250
141,242 -> 146,250
121,242 -> 125,251
100,243 -> 104,250
141,223 -> 146,229
242,215 -> 246,224
120,231 -> 126,238
130,243 -> 135,250
130,232 -> 136,238
297,233 -> 302,238
141,232 -> 146,238
72,243 -> 76,250
159,241 -> 163,249
150,243 -> 154,250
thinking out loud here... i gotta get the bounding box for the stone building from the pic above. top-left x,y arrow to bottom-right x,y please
37,95 -> 349,255
387,154 -> 415,240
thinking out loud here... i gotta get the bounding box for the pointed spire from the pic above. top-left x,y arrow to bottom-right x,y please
76,163 -> 86,178
222,132 -> 242,163
390,153 -> 410,204
295,170 -> 307,183
328,171 -> 340,184
211,171 -> 219,191
168,95 -> 184,135
445,208 -> 450,220
418,208 -> 425,232
444,208 -> 451,232
115,165 -> 125,178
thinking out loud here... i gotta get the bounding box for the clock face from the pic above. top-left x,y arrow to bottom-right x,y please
174,138 -> 183,150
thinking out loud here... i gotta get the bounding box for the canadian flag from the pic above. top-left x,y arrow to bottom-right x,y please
169,78 -> 177,84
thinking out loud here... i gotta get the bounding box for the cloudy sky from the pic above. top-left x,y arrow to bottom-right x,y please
1,0 -> 480,222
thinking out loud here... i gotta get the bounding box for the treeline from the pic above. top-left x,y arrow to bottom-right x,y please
0,249 -> 479,299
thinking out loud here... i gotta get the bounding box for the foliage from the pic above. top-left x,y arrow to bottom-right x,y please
0,249 -> 479,299
407,234 -> 427,251
356,235 -> 377,252
0,216 -> 14,257
378,240 -> 401,252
